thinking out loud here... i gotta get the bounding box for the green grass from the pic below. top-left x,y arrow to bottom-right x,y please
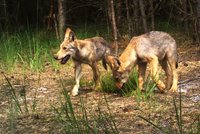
0,25 -> 110,73
0,30 -> 60,72
100,69 -> 156,101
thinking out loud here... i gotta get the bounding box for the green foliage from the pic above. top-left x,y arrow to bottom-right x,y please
0,30 -> 59,72
100,73 -> 116,93
100,69 -> 156,101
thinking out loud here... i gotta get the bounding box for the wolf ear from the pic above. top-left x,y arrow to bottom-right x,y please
64,28 -> 76,41
69,32 -> 75,42
115,58 -> 121,66
114,58 -> 121,68
105,55 -> 121,70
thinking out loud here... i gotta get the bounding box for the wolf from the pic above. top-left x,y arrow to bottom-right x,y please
54,28 -> 111,96
106,31 -> 178,92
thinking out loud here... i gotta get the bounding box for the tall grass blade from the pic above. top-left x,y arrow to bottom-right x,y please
179,89 -> 183,134
3,74 -> 23,114
138,115 -> 169,134
173,96 -> 182,134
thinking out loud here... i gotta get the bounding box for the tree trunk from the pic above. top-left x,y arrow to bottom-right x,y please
150,0 -> 155,31
139,0 -> 148,33
183,0 -> 189,35
125,0 -> 132,34
110,0 -> 118,55
0,0 -> 8,29
116,0 -> 122,30
197,0 -> 200,43
133,0 -> 139,35
58,0 -> 67,40
106,0 -> 111,36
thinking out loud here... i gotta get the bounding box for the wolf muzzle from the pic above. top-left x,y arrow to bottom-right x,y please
54,54 -> 71,64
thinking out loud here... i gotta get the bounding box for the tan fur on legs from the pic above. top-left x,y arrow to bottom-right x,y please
168,59 -> 178,92
90,62 -> 101,90
170,70 -> 178,92
149,56 -> 166,91
160,60 -> 173,90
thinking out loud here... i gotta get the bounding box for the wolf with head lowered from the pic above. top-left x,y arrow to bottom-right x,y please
106,31 -> 178,92
54,28 -> 111,96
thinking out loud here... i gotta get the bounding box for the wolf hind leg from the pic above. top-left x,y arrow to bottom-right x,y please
160,59 -> 173,90
90,62 -> 101,90
168,57 -> 178,92
149,55 -> 166,92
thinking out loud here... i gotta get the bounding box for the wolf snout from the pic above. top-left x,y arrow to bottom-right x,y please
54,54 -> 59,60
115,82 -> 124,89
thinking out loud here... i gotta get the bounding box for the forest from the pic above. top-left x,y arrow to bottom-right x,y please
0,0 -> 200,133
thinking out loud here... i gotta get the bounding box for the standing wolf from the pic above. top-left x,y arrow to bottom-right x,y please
106,31 -> 178,92
54,28 -> 110,96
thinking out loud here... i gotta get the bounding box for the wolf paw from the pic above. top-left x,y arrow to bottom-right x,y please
94,85 -> 101,91
71,91 -> 79,96
169,88 -> 177,92
72,85 -> 79,96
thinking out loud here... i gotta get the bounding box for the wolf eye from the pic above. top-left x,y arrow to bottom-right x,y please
63,47 -> 67,50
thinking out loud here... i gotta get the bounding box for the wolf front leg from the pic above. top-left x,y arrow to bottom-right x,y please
72,62 -> 82,96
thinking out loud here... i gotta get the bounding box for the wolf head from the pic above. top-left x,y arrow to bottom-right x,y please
106,55 -> 129,89
54,28 -> 77,64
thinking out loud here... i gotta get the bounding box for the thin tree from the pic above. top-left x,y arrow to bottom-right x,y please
150,0 -> 155,30
125,0 -> 132,34
58,0 -> 67,40
116,0 -> 122,30
139,0 -> 148,33
133,0 -> 139,35
0,0 -> 8,29
183,0 -> 189,35
197,0 -> 200,43
109,0 -> 118,55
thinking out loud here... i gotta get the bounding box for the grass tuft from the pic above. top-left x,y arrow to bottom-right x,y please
100,69 -> 156,101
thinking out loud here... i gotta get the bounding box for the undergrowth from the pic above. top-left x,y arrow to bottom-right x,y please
0,30 -> 59,72
100,69 -> 156,101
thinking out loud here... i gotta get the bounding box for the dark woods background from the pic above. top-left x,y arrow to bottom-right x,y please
0,0 -> 200,44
